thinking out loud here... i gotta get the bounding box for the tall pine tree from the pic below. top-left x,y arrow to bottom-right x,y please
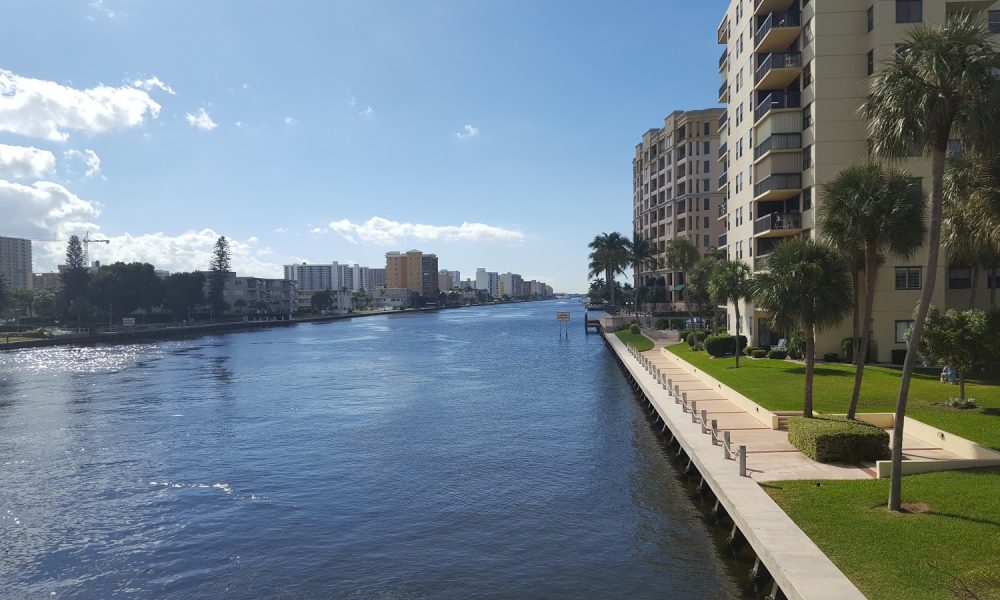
206,236 -> 231,312
61,235 -> 90,314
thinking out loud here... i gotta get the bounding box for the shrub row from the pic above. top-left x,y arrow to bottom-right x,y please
704,333 -> 749,357
787,416 -> 890,463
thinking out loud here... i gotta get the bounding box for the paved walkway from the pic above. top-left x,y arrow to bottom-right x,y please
640,339 -> 961,482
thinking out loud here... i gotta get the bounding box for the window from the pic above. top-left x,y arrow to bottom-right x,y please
803,103 -> 812,129
704,141 -> 711,154
867,6 -> 874,32
704,198 -> 710,211
991,11 -> 1000,34
704,160 -> 710,173
895,266 -> 922,290
867,50 -> 874,76
802,145 -> 812,169
803,19 -> 813,47
896,0 -> 922,23
895,320 -> 914,344
802,187 -> 812,211
803,61 -> 812,88
704,122 -> 710,136
704,217 -> 709,229
704,234 -> 710,247
948,267 -> 972,289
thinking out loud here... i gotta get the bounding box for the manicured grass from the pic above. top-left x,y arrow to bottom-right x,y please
615,329 -> 654,352
667,343 -> 1000,450
765,468 -> 1000,600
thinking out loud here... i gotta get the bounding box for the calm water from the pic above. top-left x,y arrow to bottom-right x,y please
0,301 -> 750,599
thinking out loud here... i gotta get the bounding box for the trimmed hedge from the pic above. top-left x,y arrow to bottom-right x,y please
704,333 -> 749,357
687,331 -> 707,348
751,349 -> 767,358
744,346 -> 761,356
787,416 -> 890,463
767,349 -> 788,360
654,318 -> 669,330
629,324 -> 640,334
823,352 -> 840,363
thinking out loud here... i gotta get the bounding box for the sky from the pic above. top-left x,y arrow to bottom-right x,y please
0,0 -> 726,293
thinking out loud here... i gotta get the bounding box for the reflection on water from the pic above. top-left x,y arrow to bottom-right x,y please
0,302 -> 751,599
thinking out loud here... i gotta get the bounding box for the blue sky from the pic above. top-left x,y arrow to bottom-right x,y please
0,0 -> 725,292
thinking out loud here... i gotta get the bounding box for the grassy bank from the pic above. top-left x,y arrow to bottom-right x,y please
666,343 -> 1000,450
615,329 -> 654,352
766,468 -> 1000,600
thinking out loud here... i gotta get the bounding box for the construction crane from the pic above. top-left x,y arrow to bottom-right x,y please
27,231 -> 111,267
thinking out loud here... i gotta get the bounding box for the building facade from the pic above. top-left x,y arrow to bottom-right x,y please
716,0 -> 1000,361
220,274 -> 298,314
0,236 -> 32,290
633,109 -> 727,304
385,250 -> 439,297
475,268 -> 500,299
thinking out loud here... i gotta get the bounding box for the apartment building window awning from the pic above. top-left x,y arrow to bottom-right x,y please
673,284 -> 685,291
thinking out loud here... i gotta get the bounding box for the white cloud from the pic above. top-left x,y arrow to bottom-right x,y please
455,124 -> 479,140
348,96 -> 357,107
328,216 -> 525,245
360,106 -> 375,118
185,107 -> 218,131
0,144 -> 56,179
131,76 -> 175,95
235,121 -> 245,129
64,149 -> 103,178
88,0 -> 125,20
0,69 -> 162,142
242,83 -> 250,90
284,116 -> 297,125
274,227 -> 288,234
0,178 -> 102,240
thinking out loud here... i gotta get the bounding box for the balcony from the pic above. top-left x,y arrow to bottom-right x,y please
754,132 -> 802,162
718,110 -> 729,131
754,0 -> 797,16
754,253 -> 773,271
754,11 -> 802,53
719,201 -> 728,218
718,17 -> 729,44
718,233 -> 728,247
753,212 -> 803,237
754,52 -> 802,89
754,173 -> 803,201
718,142 -> 728,161
755,91 -> 801,123
719,49 -> 729,72
719,82 -> 730,103
718,173 -> 729,191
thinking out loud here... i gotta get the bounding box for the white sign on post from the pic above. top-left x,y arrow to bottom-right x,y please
556,312 -> 571,321
122,317 -> 136,327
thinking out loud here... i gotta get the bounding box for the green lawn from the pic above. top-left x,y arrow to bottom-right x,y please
615,329 -> 654,352
667,343 -> 1000,450
766,469 -> 1000,600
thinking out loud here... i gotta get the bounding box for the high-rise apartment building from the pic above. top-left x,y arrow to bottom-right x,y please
386,250 -> 439,297
716,0 -> 1000,361
0,236 -> 32,290
475,268 -> 500,299
633,109 -> 727,304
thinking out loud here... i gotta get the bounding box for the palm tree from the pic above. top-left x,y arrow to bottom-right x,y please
688,254 -> 723,334
663,237 -> 701,329
945,150 -> 1000,309
819,162 -> 927,420
863,15 -> 1000,512
708,259 -> 754,368
753,240 -> 853,418
588,232 -> 630,311
628,235 -> 658,315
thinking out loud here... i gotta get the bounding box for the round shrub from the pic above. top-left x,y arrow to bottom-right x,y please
704,333 -> 748,357
687,331 -> 707,348
629,324 -> 640,334
767,349 -> 788,360
678,330 -> 690,342
823,352 -> 840,363
744,346 -> 760,357
751,349 -> 767,358
654,318 -> 669,330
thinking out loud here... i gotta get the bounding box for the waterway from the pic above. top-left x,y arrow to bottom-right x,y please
0,301 -> 751,598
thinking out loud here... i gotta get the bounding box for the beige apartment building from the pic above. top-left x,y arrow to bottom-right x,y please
385,250 -> 439,297
716,0 -> 1000,362
0,236 -> 32,290
633,109 -> 727,305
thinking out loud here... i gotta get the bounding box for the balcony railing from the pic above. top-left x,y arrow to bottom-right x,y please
754,211 -> 802,235
719,82 -> 729,101
718,142 -> 728,159
755,91 -> 801,122
719,111 -> 728,129
754,173 -> 802,198
754,253 -> 772,271
719,49 -> 729,69
754,11 -> 801,48
719,201 -> 728,218
754,132 -> 802,160
718,233 -> 728,246
718,173 -> 728,189
754,52 -> 802,84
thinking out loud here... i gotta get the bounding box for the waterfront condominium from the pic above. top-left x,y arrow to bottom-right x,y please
0,236 -> 32,290
716,0 -> 1000,362
385,250 -> 440,297
633,109 -> 727,306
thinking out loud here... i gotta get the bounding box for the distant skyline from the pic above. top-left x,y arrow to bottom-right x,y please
0,1 -> 726,292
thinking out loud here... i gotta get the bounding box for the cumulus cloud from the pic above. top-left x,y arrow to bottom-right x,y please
0,144 -> 56,179
64,149 -> 103,178
0,178 -> 102,240
359,106 -> 375,118
0,69 -> 163,142
185,107 -> 217,130
284,116 -> 297,125
131,76 -> 175,95
455,124 -> 479,140
87,0 -> 125,20
328,216 -> 525,245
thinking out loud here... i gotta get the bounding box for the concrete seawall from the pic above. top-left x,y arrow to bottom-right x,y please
603,331 -> 866,600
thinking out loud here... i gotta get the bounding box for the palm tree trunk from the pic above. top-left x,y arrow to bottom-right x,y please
959,373 -> 966,401
847,249 -> 878,420
889,146 -> 946,512
969,264 -> 979,310
804,322 -> 816,418
733,302 -> 742,369
991,264 -> 997,309
851,269 -> 861,366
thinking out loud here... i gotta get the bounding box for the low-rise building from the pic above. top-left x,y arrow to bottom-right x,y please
374,287 -> 413,310
218,274 -> 298,314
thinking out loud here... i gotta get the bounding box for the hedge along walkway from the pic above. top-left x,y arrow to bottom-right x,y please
643,341 -> 961,482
